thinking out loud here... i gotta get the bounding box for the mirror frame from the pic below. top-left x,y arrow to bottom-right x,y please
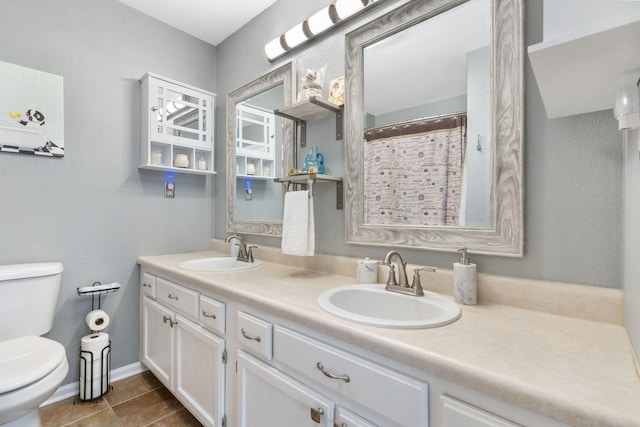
345,0 -> 524,257
226,62 -> 295,236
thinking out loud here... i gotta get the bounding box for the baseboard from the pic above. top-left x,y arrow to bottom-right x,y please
41,361 -> 148,406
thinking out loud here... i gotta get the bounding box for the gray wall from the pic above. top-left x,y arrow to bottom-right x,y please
0,0 -> 216,384
216,0 -> 623,289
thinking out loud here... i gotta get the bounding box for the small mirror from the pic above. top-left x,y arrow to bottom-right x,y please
345,0 -> 524,256
226,62 -> 295,236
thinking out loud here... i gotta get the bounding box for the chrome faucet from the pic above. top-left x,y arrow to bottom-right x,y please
382,251 -> 435,297
224,234 -> 257,263
383,251 -> 409,288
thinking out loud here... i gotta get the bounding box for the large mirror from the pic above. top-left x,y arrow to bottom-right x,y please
345,0 -> 524,256
226,62 -> 294,236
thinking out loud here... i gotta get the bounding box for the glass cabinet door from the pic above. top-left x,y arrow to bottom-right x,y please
148,77 -> 212,150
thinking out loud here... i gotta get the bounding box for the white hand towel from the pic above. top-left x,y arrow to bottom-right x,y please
281,190 -> 315,256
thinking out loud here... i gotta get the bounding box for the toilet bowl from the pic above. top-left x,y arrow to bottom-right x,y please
0,263 -> 68,427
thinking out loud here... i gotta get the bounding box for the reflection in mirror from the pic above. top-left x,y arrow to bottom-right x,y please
345,0 -> 524,256
226,62 -> 294,236
364,0 -> 490,227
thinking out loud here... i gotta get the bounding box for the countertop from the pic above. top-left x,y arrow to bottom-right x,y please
138,249 -> 640,427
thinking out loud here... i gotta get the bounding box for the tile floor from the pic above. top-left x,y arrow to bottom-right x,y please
40,371 -> 202,427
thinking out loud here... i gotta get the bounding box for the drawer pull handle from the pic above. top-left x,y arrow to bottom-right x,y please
168,293 -> 179,300
202,309 -> 217,319
310,407 -> 324,423
142,283 -> 152,288
162,316 -> 177,327
241,328 -> 261,342
316,362 -> 350,383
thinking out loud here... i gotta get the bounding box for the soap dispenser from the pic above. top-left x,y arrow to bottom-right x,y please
453,248 -> 477,305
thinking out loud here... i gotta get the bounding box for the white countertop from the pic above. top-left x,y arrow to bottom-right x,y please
138,249 -> 640,427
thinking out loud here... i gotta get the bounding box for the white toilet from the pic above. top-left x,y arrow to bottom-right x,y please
0,263 -> 69,427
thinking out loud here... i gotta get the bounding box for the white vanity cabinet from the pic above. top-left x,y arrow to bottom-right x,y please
140,72 -> 216,175
140,275 -> 226,427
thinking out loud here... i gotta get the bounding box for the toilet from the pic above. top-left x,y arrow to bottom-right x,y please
0,263 -> 69,427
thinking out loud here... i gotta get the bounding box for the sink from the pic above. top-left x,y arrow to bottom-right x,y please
317,284 -> 461,329
178,257 -> 262,272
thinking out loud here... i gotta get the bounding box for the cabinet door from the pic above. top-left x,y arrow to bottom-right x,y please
440,395 -> 522,427
141,296 -> 174,389
148,77 -> 213,149
237,351 -> 334,427
175,314 -> 226,427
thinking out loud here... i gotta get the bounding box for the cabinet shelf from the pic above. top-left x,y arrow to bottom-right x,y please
139,164 -> 217,176
528,20 -> 640,118
274,97 -> 343,145
274,173 -> 343,209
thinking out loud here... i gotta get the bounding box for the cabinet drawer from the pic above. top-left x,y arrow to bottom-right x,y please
199,295 -> 226,335
156,278 -> 199,319
141,272 -> 156,298
274,326 -> 428,427
237,311 -> 272,360
440,395 -> 521,427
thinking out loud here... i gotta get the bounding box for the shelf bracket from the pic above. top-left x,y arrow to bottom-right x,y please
309,97 -> 343,140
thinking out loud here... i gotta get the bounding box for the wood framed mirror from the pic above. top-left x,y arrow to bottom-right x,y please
226,62 -> 295,236
344,0 -> 524,256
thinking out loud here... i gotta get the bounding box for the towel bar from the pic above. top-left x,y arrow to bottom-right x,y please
274,174 -> 343,209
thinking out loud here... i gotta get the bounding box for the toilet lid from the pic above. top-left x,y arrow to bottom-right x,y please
0,336 -> 66,393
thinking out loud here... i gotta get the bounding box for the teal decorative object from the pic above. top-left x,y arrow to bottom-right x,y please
303,146 -> 325,174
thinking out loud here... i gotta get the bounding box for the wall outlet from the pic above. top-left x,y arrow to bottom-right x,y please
165,182 -> 175,198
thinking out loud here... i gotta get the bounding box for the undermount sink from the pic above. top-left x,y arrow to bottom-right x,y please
178,257 -> 261,272
318,284 -> 461,329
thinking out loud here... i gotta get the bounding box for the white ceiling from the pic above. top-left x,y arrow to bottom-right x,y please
117,0 -> 279,46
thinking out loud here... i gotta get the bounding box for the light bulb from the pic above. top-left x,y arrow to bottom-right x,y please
265,36 -> 286,61
614,82 -> 640,130
284,23 -> 308,49
308,6 -> 333,35
335,0 -> 364,20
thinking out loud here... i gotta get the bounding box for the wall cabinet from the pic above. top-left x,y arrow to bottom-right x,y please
140,73 -> 216,175
140,276 -> 226,427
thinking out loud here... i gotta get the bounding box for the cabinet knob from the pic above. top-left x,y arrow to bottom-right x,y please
151,106 -> 159,112
240,328 -> 261,342
316,362 -> 350,383
142,283 -> 152,288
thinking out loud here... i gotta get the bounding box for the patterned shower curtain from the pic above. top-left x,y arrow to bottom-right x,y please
363,114 -> 467,226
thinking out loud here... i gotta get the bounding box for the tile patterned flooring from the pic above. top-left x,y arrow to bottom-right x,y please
40,371 -> 202,427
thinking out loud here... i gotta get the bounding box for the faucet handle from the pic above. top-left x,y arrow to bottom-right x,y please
383,262 -> 397,288
411,267 -> 435,296
247,245 -> 258,263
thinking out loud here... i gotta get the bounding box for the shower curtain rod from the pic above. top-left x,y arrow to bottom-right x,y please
367,110 -> 467,133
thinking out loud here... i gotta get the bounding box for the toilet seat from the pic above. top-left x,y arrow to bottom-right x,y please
0,336 -> 66,394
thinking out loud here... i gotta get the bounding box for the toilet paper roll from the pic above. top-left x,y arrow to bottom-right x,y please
80,332 -> 110,400
85,309 -> 110,331
80,332 -> 110,353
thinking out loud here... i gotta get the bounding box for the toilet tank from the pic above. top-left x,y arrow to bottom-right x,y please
0,263 -> 64,341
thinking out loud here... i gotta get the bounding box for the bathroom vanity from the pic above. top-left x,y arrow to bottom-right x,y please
138,247 -> 639,427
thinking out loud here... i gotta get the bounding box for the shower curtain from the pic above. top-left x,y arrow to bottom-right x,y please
363,114 -> 467,226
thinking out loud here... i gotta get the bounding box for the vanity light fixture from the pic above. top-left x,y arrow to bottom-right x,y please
614,79 -> 640,131
264,0 -> 379,62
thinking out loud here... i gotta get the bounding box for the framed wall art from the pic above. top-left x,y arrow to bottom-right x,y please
0,60 -> 64,157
